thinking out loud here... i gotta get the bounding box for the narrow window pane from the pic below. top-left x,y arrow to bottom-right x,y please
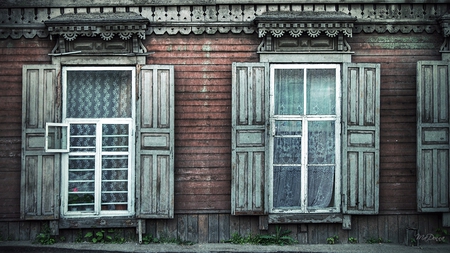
66,71 -> 132,118
274,69 -> 304,115
101,155 -> 128,211
102,124 -> 129,152
308,121 -> 335,164
307,69 -> 336,115
273,120 -> 302,164
273,166 -> 302,208
307,121 -> 335,208
68,156 -> 95,212
308,166 -> 335,208
70,124 -> 96,152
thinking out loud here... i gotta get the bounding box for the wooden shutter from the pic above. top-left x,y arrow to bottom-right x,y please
21,65 -> 61,220
136,65 -> 174,218
417,61 -> 450,212
231,62 -> 269,215
342,63 -> 380,214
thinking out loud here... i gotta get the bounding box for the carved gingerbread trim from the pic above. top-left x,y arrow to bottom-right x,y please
45,12 -> 149,41
255,11 -> 356,39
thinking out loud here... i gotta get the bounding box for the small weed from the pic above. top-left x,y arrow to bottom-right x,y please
85,229 -> 113,243
434,228 -> 448,243
223,226 -> 297,246
326,235 -> 339,244
409,237 -> 417,246
35,224 -> 56,245
348,237 -> 358,244
75,230 -> 84,243
366,237 -> 390,244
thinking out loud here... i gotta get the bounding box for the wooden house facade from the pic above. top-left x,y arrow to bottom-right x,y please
0,0 -> 449,245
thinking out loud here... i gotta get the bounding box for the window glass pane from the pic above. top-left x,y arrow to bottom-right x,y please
274,69 -> 304,115
102,124 -> 129,152
307,121 -> 335,208
273,120 -> 302,164
307,69 -> 336,115
273,166 -> 302,208
66,70 -> 132,118
101,155 -> 128,211
308,121 -> 335,164
68,156 -> 95,212
70,124 -> 96,152
307,166 -> 335,208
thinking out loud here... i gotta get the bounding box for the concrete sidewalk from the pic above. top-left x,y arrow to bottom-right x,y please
1,241 -> 450,253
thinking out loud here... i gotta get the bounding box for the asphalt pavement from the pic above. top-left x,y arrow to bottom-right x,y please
1,241 -> 450,253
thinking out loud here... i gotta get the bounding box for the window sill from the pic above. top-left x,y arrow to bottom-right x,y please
59,217 -> 138,229
268,213 -> 343,224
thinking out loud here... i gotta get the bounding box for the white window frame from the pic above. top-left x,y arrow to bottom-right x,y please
268,64 -> 341,214
60,66 -> 136,217
45,123 -> 69,152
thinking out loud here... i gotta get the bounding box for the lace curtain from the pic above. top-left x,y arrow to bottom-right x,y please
66,70 -> 132,211
273,68 -> 336,209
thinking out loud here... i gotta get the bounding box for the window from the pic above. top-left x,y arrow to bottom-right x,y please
231,62 -> 380,224
21,64 -> 175,223
269,64 -> 341,213
61,67 -> 135,216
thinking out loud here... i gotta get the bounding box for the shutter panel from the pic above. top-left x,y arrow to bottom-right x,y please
342,63 -> 380,214
417,61 -> 450,212
231,62 -> 269,215
21,65 -> 61,220
136,65 -> 174,218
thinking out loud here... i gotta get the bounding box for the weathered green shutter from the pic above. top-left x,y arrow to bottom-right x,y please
136,65 -> 174,218
417,61 -> 450,213
21,65 -> 61,220
342,63 -> 380,214
231,62 -> 269,215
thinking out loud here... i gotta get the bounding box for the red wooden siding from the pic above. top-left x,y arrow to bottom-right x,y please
0,30 -> 446,242
349,32 -> 443,213
146,34 -> 259,212
0,38 -> 53,220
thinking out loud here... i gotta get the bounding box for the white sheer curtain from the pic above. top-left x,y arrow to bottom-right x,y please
272,67 -> 336,209
66,70 -> 132,211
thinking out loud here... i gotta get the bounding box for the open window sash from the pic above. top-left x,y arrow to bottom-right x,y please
45,123 -> 69,152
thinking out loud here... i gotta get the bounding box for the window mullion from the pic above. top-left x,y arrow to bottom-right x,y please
95,122 -> 102,215
301,118 -> 308,212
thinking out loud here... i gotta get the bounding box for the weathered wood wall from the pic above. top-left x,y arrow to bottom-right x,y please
0,31 -> 446,243
0,214 -> 443,244
0,38 -> 53,220
349,32 -> 443,213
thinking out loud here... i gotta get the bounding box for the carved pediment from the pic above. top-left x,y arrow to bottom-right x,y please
254,11 -> 356,52
254,11 -> 356,39
45,12 -> 150,55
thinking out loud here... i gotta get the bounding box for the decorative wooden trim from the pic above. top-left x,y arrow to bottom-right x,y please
44,12 -> 149,55
1,0 -> 449,8
0,3 -> 448,39
255,11 -> 356,39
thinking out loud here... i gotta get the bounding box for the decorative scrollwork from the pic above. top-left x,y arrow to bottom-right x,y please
119,32 -> 133,40
258,29 -> 267,38
271,29 -> 285,38
325,30 -> 339,37
137,32 -> 146,40
307,29 -> 321,38
343,28 -> 353,37
63,33 -> 77,41
100,32 -> 114,40
81,32 -> 96,37
289,29 -> 303,37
